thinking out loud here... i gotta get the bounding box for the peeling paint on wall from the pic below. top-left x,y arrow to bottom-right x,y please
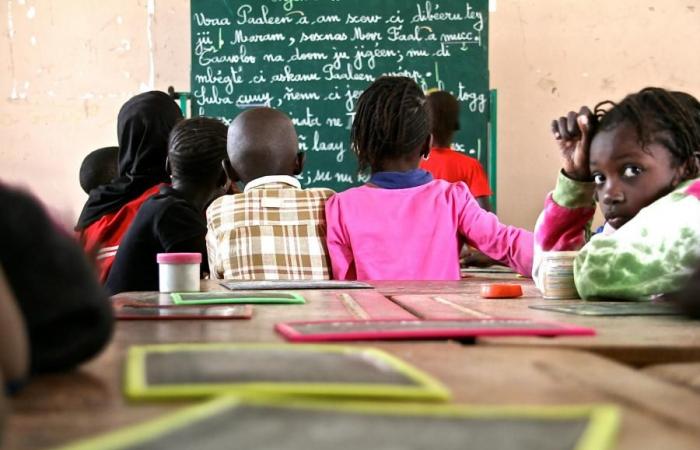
146,0 -> 155,90
7,0 -> 14,38
7,0 -> 18,100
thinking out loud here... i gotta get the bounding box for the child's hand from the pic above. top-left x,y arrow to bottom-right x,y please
551,106 -> 595,181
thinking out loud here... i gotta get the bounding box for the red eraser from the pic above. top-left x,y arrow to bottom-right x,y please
480,283 -> 523,299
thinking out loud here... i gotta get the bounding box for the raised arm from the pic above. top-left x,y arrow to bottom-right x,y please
533,108 -> 598,289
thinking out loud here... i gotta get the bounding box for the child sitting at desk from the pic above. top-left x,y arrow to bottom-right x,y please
0,183 -> 113,374
106,117 -> 229,293
206,107 -> 335,280
75,91 -> 182,283
533,87 -> 700,300
420,90 -> 492,211
324,76 -> 533,280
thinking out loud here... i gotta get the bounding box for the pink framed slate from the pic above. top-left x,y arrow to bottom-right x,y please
275,318 -> 595,342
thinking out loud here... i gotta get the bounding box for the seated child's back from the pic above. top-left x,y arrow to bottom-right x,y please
0,183 -> 113,373
325,77 -> 533,280
419,90 -> 492,211
75,91 -> 183,282
106,117 -> 229,293
207,108 -> 334,280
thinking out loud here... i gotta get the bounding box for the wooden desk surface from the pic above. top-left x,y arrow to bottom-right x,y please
6,330 -> 700,450
642,362 -> 700,394
6,280 -> 700,449
117,279 -> 700,366
371,278 -> 700,367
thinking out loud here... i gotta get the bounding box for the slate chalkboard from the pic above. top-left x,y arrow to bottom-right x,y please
191,0 -> 490,191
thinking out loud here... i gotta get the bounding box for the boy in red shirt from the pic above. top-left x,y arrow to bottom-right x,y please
420,90 -> 492,211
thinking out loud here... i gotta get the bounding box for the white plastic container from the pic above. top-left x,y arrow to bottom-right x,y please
541,251 -> 580,299
157,252 -> 201,293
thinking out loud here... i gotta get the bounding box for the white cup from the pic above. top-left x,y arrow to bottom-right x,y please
157,252 -> 201,293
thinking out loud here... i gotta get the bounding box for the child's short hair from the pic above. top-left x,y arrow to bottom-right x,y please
168,117 -> 228,181
426,90 -> 460,144
79,146 -> 118,193
594,87 -> 700,179
351,76 -> 429,172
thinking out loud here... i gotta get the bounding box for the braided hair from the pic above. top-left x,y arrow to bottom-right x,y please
594,87 -> 700,179
351,76 -> 429,173
168,117 -> 228,182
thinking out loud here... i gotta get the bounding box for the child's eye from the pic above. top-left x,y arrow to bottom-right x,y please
622,166 -> 642,178
592,173 -> 605,185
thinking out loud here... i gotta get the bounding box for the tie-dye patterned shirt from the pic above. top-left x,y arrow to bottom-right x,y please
533,172 -> 700,300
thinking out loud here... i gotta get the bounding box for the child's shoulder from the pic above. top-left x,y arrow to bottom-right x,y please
301,187 -> 336,199
330,179 -> 466,200
681,177 -> 700,200
662,177 -> 700,204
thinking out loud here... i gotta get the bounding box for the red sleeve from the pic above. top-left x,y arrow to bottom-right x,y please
466,159 -> 492,197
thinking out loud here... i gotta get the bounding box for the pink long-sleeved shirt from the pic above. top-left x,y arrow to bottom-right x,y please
325,180 -> 533,280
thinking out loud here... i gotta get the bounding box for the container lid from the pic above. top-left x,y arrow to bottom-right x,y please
156,252 -> 202,264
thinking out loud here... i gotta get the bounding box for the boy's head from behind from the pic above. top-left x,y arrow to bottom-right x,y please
225,107 -> 302,184
426,90 -> 460,148
351,76 -> 430,173
589,87 -> 700,229
167,117 -> 228,192
79,146 -> 118,194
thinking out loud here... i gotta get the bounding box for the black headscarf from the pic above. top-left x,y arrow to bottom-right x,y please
75,91 -> 182,230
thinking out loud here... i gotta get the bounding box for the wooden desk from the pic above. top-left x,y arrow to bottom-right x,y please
6,331 -> 700,450
642,362 -> 700,394
116,280 -> 700,366
6,281 -> 700,449
373,278 -> 700,367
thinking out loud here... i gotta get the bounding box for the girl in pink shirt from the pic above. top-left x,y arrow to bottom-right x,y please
325,76 -> 533,280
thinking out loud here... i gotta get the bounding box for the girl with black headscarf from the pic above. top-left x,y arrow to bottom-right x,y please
76,91 -> 182,282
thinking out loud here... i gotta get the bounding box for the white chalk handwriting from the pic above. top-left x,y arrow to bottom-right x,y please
192,0 -> 489,187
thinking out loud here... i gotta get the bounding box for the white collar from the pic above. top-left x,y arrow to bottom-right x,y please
243,175 -> 301,192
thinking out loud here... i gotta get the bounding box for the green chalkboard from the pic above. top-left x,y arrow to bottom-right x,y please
191,0 -> 489,192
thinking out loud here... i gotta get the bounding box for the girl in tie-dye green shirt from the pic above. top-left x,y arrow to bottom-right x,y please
533,88 -> 700,300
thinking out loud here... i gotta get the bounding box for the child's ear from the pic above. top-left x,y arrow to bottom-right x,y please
221,159 -> 239,183
294,152 -> 305,175
678,152 -> 700,182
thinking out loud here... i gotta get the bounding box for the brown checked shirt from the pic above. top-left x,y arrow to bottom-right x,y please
206,175 -> 334,280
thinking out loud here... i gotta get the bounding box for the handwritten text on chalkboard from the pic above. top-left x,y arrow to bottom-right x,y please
191,0 -> 489,190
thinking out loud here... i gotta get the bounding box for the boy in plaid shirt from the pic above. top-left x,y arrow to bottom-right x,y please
206,108 -> 334,280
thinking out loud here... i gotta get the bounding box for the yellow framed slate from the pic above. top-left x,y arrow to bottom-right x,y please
124,343 -> 450,402
53,396 -> 620,450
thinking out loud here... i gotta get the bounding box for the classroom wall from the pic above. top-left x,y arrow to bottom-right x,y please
1,1 -> 699,229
